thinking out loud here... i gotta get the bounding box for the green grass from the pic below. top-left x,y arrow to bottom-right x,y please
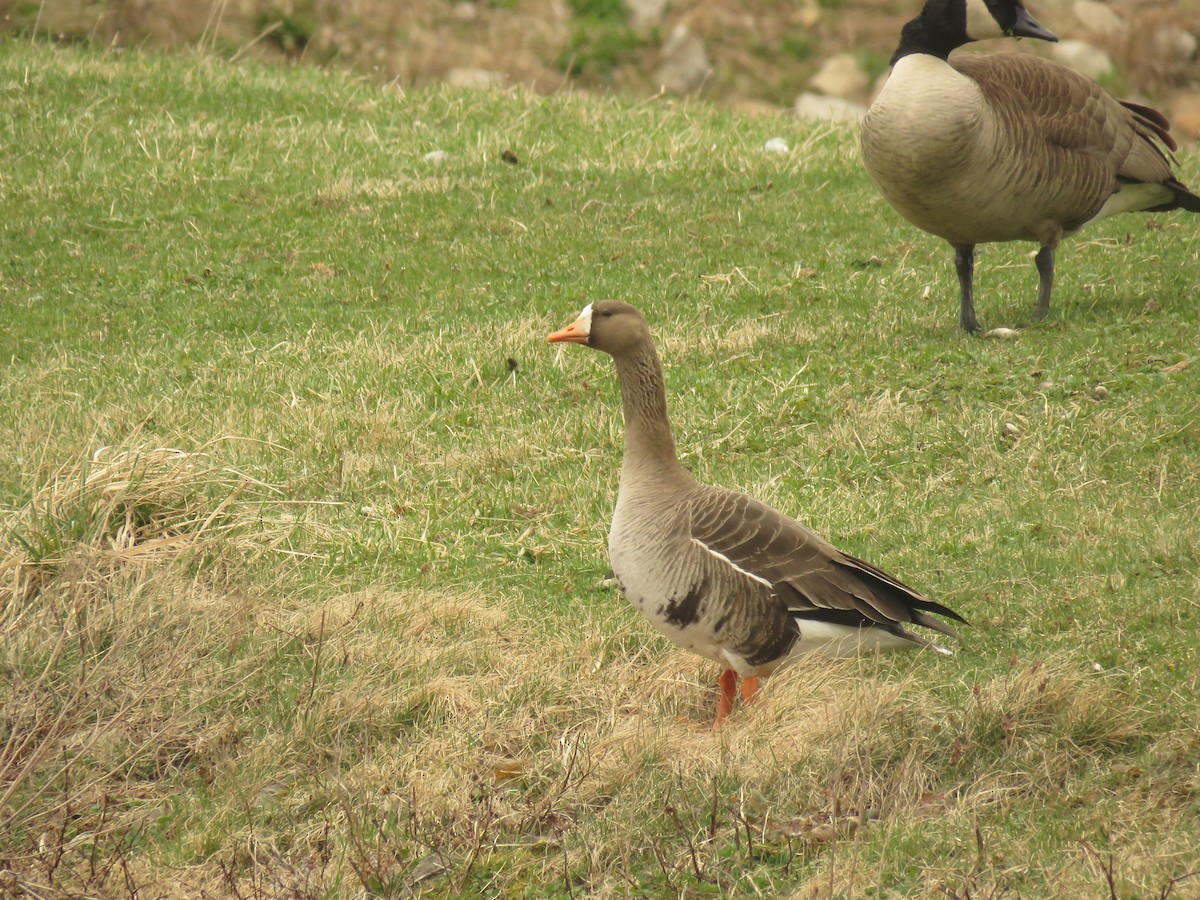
2,39 -> 1200,897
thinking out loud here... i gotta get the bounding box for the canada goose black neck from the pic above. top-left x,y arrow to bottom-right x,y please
891,1 -> 967,63
890,0 -> 1057,65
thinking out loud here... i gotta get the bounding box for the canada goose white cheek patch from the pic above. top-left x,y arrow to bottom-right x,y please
964,0 -> 1004,40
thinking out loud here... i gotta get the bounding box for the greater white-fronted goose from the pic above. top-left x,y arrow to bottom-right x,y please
860,0 -> 1200,332
548,301 -> 966,728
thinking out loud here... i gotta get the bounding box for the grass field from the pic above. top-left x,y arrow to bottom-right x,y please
2,39 -> 1199,898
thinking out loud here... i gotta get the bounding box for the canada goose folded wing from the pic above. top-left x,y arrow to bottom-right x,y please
953,54 -> 1177,192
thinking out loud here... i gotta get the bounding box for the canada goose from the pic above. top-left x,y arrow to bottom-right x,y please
548,301 -> 966,728
860,0 -> 1200,332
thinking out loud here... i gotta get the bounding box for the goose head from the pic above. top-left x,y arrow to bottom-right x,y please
546,300 -> 650,357
897,0 -> 1057,61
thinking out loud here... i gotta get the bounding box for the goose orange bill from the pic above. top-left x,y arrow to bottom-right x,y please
546,304 -> 592,343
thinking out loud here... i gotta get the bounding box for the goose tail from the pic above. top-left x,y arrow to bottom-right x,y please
1169,181 -> 1200,213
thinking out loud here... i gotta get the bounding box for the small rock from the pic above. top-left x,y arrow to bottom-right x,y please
423,149 -> 449,165
655,26 -> 711,94
1036,380 -> 1054,392
452,1 -> 477,21
408,852 -> 454,887
1151,25 -> 1198,67
1002,422 -> 1021,441
794,0 -> 822,29
762,137 -> 790,154
794,92 -> 867,124
626,0 -> 667,33
1091,384 -> 1109,400
983,327 -> 1020,339
445,67 -> 508,89
1072,0 -> 1124,40
809,52 -> 871,100
1091,661 -> 1104,672
1049,40 -> 1113,80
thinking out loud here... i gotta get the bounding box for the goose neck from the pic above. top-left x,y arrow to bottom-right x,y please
891,17 -> 958,65
612,344 -> 687,480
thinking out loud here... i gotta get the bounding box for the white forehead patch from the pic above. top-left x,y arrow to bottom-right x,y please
577,303 -> 593,335
964,0 -> 1005,40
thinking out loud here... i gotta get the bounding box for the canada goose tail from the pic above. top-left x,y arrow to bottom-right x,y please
1143,180 -> 1200,215
1167,181 -> 1200,214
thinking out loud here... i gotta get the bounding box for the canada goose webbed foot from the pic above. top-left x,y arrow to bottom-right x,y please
954,244 -> 981,332
1033,246 -> 1055,320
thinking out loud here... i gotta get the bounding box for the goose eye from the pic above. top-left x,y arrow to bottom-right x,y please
599,309 -> 615,318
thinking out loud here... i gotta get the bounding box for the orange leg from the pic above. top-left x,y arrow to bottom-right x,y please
740,675 -> 760,704
714,669 -> 738,730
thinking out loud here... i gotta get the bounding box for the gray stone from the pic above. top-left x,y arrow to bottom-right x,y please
655,26 -> 711,94
626,0 -> 667,33
808,52 -> 870,100
1151,25 -> 1198,66
793,92 -> 866,124
445,67 -> 508,89
1072,0 -> 1124,40
1048,39 -> 1113,80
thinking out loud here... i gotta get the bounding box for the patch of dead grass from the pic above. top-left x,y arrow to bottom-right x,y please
0,549 -> 1178,896
0,442 -> 305,889
195,582 -> 1157,894
0,444 -> 1183,896
0,443 -> 290,610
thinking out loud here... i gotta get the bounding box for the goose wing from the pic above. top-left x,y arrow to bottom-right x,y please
687,487 -> 965,640
952,53 -> 1176,193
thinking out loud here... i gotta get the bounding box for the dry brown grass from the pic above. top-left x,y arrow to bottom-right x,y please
0,443 -> 288,608
0,442 -> 304,892
153,586 -> 1152,895
0,459 -> 1184,895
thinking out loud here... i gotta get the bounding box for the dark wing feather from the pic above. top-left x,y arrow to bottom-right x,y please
687,487 -> 965,638
952,53 -> 1190,210
950,53 -> 1128,226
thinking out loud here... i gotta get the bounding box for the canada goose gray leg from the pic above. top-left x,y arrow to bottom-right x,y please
1033,246 -> 1055,319
953,243 -> 980,333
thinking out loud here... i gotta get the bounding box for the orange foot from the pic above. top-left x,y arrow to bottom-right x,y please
713,672 -> 763,729
740,675 -> 760,704
713,669 -> 738,730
